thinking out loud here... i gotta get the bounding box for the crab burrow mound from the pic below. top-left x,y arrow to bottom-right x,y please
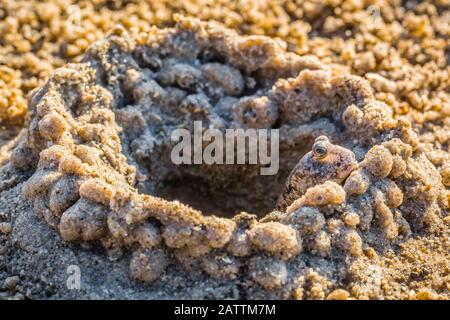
9,17 -> 448,298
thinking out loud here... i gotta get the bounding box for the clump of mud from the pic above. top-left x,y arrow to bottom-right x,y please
0,17 -> 447,299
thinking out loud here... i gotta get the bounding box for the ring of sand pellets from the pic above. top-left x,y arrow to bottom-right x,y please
8,17 -> 448,296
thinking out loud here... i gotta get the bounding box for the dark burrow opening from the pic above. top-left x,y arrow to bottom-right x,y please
153,170 -> 287,217
141,139 -> 316,218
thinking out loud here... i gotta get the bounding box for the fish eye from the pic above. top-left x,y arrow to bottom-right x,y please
312,142 -> 328,159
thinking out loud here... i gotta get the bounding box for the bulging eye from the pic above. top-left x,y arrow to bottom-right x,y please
312,142 -> 328,159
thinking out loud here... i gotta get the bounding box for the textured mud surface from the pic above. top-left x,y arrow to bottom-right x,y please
0,1 -> 449,300
0,16 -> 448,300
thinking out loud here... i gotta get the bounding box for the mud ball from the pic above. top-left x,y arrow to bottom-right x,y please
158,63 -> 202,90
38,112 -> 68,141
130,249 -> 169,283
205,217 -> 236,249
49,175 -> 81,215
58,199 -> 109,241
326,289 -> 350,300
201,253 -> 241,279
338,229 -> 363,256
342,211 -> 360,228
162,223 -> 202,250
131,221 -> 162,248
362,145 -> 393,178
389,156 -> 407,178
380,181 -> 404,208
382,138 -> 413,159
79,178 -> 115,207
298,181 -> 346,209
342,104 -> 364,128
201,63 -> 245,96
328,219 -> 363,256
344,169 -> 371,195
284,206 -> 325,236
233,96 -> 278,128
248,222 -> 302,260
361,101 -> 396,131
248,256 -> 288,290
